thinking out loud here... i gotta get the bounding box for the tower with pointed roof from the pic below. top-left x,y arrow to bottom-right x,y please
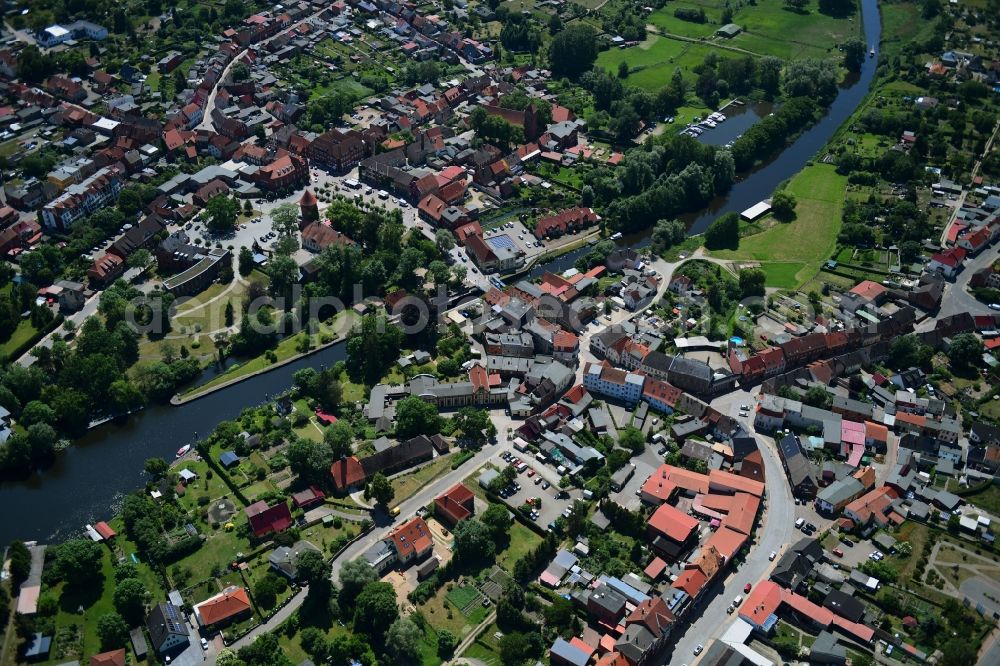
299,189 -> 319,224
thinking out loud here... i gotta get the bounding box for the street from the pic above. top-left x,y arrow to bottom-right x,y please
664,392 -> 797,664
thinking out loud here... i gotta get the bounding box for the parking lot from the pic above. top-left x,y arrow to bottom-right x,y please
609,444 -> 664,511
494,452 -> 582,530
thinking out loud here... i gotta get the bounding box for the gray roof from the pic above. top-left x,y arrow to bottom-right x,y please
817,477 -> 863,506
549,638 -> 589,666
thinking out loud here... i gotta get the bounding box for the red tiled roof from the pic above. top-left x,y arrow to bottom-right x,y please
644,557 -> 667,580
330,455 -> 365,491
245,500 -> 292,538
704,526 -> 747,561
90,649 -> 126,666
94,521 -> 117,540
708,469 -> 765,497
849,280 -> 887,301
196,587 -> 251,626
648,503 -> 698,542
390,516 -> 433,558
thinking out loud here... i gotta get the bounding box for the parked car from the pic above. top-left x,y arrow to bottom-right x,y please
833,548 -> 844,558
693,645 -> 703,656
743,583 -> 752,593
841,538 -> 854,547
768,551 -> 777,561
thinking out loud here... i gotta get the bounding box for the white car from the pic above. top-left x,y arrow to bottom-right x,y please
693,644 -> 704,656
990,303 -> 1000,311
201,637 -> 209,649
769,550 -> 777,561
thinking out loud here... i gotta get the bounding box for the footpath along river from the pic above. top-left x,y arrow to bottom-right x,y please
0,0 -> 881,547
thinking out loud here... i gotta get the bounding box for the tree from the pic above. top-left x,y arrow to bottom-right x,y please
437,630 -> 458,658
295,549 -> 328,585
617,61 -> 629,79
543,596 -> 575,633
618,426 -> 646,456
16,46 -> 52,84
96,612 -> 129,650
271,203 -> 301,250
385,618 -> 422,664
54,539 -> 103,588
948,333 -> 983,373
395,395 -> 443,438
435,229 -> 456,254
144,457 -> 169,480
366,472 -> 395,508
843,39 -> 866,73
239,247 -> 254,276
481,503 -> 513,541
287,438 -> 335,484
783,0 -> 809,11
254,573 -> 287,610
232,62 -> 250,82
549,24 -> 598,80
324,420 -> 355,458
453,518 -> 496,565
818,0 -> 854,17
345,314 -> 405,385
7,541 -> 31,587
206,196 -> 239,233
770,190 -> 797,221
452,407 -> 496,446
704,212 -> 740,250
339,558 -> 378,605
738,269 -> 766,299
354,581 -> 398,639
940,638 -> 977,666
225,301 -> 236,327
113,577 -> 147,622
499,632 -> 529,666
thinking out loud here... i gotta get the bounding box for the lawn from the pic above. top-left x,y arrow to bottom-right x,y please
758,262 -> 806,289
708,164 -> 848,288
0,317 -> 42,359
391,455 -> 455,507
172,526 -> 248,584
729,0 -> 860,60
596,34 -> 705,90
647,4 -> 722,39
461,622 -> 503,665
962,482 -> 1000,516
172,459 -> 233,514
496,521 -> 543,570
181,311 -> 358,398
880,2 -> 936,59
419,584 -> 483,638
45,548 -> 117,662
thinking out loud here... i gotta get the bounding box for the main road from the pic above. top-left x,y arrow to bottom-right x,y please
665,388 -> 797,664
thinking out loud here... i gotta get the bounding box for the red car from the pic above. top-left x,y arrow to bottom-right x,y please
833,548 -> 844,558
743,583 -> 752,593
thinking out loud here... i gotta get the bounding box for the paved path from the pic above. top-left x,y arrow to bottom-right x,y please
448,610 -> 497,665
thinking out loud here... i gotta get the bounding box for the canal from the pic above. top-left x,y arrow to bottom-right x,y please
1,0 -> 881,547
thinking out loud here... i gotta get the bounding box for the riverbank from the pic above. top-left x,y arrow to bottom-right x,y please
172,310 -> 359,405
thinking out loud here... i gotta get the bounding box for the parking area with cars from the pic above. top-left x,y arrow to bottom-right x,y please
495,452 -> 580,530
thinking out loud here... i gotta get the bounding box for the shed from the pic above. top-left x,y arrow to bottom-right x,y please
740,200 -> 771,221
219,451 -> 240,468
129,627 -> 149,660
717,24 -> 742,38
416,556 -> 439,580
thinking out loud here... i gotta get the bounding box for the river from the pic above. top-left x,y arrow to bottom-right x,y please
0,0 -> 881,547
